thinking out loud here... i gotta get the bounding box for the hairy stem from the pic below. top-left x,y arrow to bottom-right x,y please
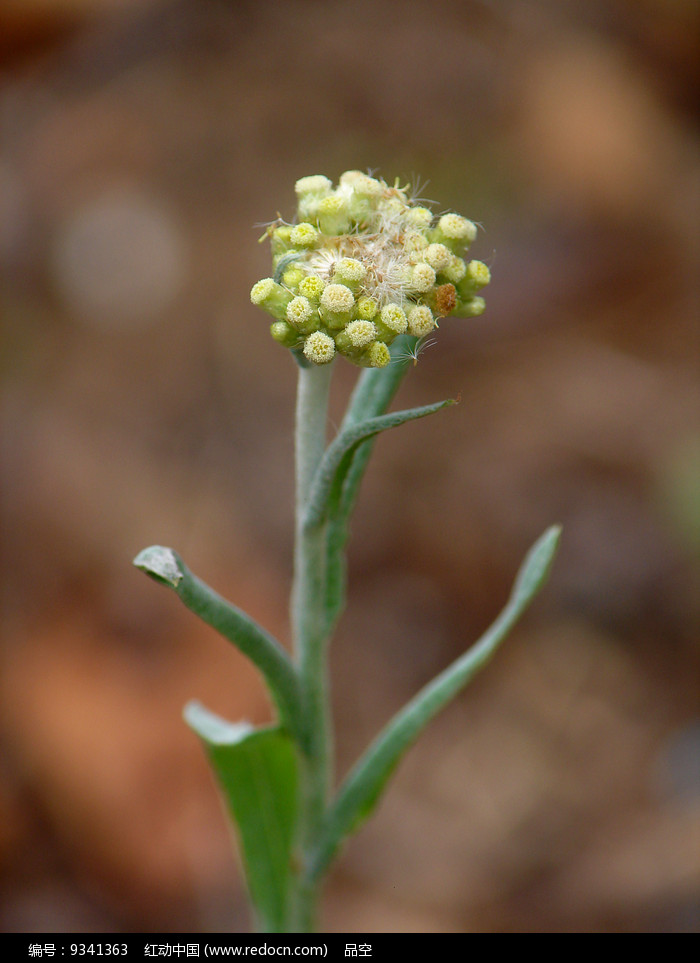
289,362 -> 334,931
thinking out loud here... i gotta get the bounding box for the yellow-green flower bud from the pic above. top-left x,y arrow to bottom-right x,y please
456,295 -> 486,317
430,214 -> 478,252
404,231 -> 429,260
441,256 -> 467,284
335,321 -> 376,358
251,278 -> 276,305
320,282 -> 355,329
376,303 -> 407,341
341,171 -> 383,197
270,224 -> 294,256
340,171 -> 384,223
332,257 -> 367,290
458,260 -> 491,295
344,319 -> 377,348
410,262 -> 437,293
437,213 -> 477,245
270,320 -> 299,348
286,295 -> 319,334
317,195 -> 351,235
356,296 -> 378,320
423,243 -> 452,272
295,175 -> 333,197
407,305 -> 435,337
405,206 -> 433,229
303,330 -> 335,365
321,283 -> 354,313
250,278 -> 293,320
290,223 -> 319,248
360,340 -> 391,368
298,274 -> 325,301
282,266 -> 305,291
295,175 -> 333,221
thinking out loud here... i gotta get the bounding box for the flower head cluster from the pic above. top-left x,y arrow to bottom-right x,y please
251,171 -> 489,367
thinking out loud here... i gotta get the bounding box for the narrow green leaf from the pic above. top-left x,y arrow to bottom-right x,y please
134,547 -> 305,748
310,525 -> 562,879
322,337 -> 421,630
304,397 -> 456,532
184,702 -> 298,932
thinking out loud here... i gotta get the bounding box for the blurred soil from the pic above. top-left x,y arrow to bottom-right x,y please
1,0 -> 698,933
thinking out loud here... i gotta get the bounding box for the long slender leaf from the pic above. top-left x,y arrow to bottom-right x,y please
323,336 -> 432,630
184,702 -> 298,932
304,398 -> 456,532
133,547 -> 305,747
310,525 -> 562,880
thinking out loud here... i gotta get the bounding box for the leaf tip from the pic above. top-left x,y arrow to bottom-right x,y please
183,700 -> 254,745
542,523 -> 563,555
512,524 -> 562,603
133,545 -> 184,588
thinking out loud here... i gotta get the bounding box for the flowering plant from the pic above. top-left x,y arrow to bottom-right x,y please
134,172 -> 560,933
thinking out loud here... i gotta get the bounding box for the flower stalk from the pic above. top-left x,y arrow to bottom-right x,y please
290,362 -> 334,931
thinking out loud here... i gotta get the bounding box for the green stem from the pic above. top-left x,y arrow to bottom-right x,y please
289,362 -> 334,931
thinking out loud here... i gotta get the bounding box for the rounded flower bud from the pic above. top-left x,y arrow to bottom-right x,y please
250,278 -> 292,320
282,266 -> 305,290
341,171 -> 383,197
457,295 -> 486,317
410,262 -> 437,293
407,305 -> 435,337
442,256 -> 467,284
317,195 -> 351,235
269,224 -> 294,256
290,223 -> 319,247
362,341 -> 391,368
456,261 -> 490,302
423,243 -> 452,272
295,176 -> 333,220
320,283 -> 355,314
250,278 -> 275,305
379,303 -> 408,334
405,206 -> 433,228
298,274 -> 325,301
466,260 -> 491,288
295,175 -> 333,197
356,296 -> 378,320
332,257 -> 367,288
320,282 -> 355,329
438,214 -> 477,244
334,319 -> 378,357
270,321 -> 299,348
344,319 -> 377,348
286,295 -> 318,334
303,330 -> 335,365
404,231 -> 429,260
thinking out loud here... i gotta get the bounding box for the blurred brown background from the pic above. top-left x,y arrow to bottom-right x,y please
1,0 -> 698,934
